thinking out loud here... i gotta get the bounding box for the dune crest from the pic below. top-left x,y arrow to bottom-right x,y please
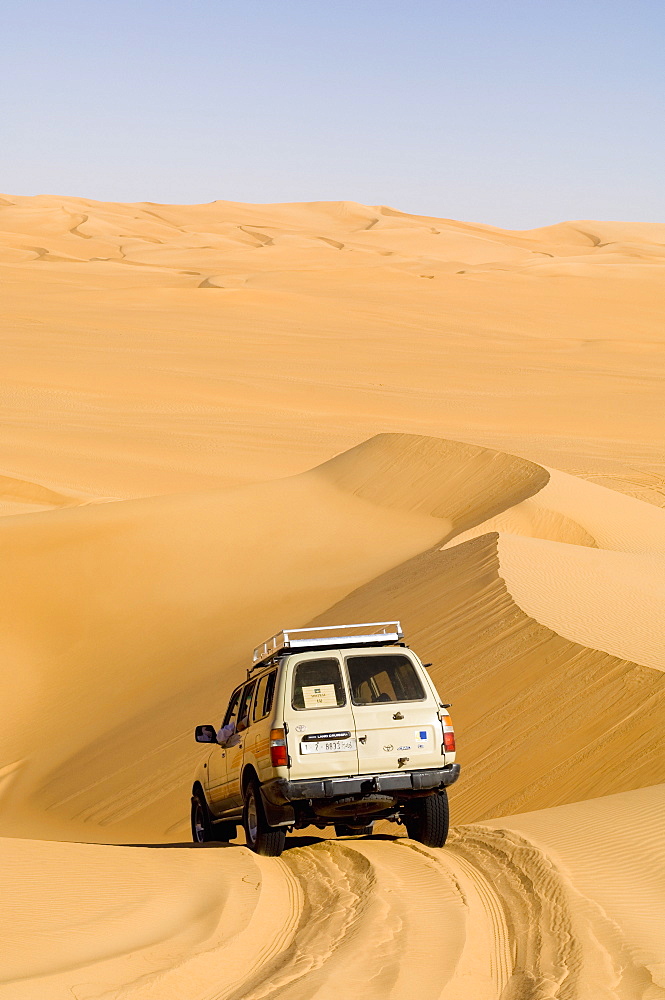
498,536 -> 665,672
310,530 -> 665,820
1,432 -> 663,845
313,432 -> 549,529
443,463 -> 665,671
0,433 -> 552,842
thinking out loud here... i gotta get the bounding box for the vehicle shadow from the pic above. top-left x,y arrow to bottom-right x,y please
122,837 -> 325,850
122,833 -> 391,850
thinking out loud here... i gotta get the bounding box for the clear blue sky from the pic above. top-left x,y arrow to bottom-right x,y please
2,0 -> 663,228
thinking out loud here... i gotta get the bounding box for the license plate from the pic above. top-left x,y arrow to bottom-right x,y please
300,738 -> 357,754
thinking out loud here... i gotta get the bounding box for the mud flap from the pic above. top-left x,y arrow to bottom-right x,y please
259,786 -> 295,828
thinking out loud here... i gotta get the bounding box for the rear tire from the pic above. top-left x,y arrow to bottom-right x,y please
335,822 -> 374,838
404,789 -> 449,848
243,780 -> 286,857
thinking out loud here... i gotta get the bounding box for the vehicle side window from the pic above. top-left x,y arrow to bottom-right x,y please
222,688 -> 243,728
292,658 -> 346,710
346,655 -> 425,705
236,680 -> 257,732
253,669 -> 277,723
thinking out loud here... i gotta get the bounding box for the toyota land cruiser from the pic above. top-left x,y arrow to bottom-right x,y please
191,621 -> 460,856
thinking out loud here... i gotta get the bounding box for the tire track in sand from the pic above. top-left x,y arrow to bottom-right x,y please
195,830 -> 585,1000
441,827 -> 583,999
235,828 -> 585,1000
0,829 -> 642,1000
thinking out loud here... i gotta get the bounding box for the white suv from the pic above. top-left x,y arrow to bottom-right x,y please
191,622 -> 460,856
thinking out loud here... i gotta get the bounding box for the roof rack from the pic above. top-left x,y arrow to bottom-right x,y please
251,621 -> 404,671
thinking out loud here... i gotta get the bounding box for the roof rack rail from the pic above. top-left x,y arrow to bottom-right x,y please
251,621 -> 404,670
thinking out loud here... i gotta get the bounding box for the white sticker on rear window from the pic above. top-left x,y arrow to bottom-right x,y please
302,684 -> 338,709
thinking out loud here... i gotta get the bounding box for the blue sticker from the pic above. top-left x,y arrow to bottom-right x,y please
419,730 -> 428,740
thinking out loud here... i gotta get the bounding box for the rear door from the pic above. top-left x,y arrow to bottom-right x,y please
247,667 -> 278,783
344,651 -> 442,775
208,686 -> 241,811
223,680 -> 256,806
282,652 -> 358,779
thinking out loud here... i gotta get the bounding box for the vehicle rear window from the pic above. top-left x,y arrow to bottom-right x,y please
253,669 -> 277,722
292,658 -> 346,710
346,654 -> 425,705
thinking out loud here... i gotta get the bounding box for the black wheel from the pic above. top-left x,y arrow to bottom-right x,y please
243,780 -> 286,857
335,822 -> 374,838
404,789 -> 449,848
191,788 -> 214,843
191,789 -> 236,844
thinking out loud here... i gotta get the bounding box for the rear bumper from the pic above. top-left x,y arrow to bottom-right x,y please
263,763 -> 461,807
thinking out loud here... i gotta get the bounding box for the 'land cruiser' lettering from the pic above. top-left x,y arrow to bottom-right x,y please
302,731 -> 352,741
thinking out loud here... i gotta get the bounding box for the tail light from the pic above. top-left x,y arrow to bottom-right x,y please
441,714 -> 456,753
270,728 -> 288,767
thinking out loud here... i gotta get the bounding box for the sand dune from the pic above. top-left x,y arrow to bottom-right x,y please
499,537 -> 665,671
486,783 -> 665,995
0,433 -> 550,842
312,532 -> 665,822
445,466 -> 665,670
1,196 -> 663,997
1,194 -> 664,508
0,437 -> 449,840
1,432 -> 663,847
2,784 -> 662,999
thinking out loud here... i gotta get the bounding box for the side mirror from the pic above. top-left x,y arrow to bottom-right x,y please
195,724 -> 218,744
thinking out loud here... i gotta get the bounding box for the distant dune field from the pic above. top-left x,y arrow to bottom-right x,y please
2,194 -> 665,511
0,196 -> 663,998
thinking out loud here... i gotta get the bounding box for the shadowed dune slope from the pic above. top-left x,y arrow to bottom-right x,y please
0,434 -> 548,842
446,464 -> 665,670
1,784 -> 662,1000
309,532 -> 665,821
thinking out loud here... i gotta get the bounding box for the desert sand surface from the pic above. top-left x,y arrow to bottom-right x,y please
0,195 -> 664,998
2,787 -> 663,998
2,195 -> 665,511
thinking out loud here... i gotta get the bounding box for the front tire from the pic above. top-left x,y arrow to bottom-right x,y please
404,789 -> 449,848
191,788 -> 214,843
243,780 -> 286,856
191,789 -> 236,843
